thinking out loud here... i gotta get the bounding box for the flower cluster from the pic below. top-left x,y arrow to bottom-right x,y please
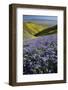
23,35 -> 57,75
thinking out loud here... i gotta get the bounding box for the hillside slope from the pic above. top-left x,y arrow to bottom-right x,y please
23,22 -> 57,41
23,29 -> 36,41
35,25 -> 57,36
24,22 -> 48,35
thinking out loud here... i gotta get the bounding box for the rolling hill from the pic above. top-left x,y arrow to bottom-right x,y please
23,22 -> 57,41
23,22 -> 48,35
23,29 -> 36,41
35,25 -> 57,36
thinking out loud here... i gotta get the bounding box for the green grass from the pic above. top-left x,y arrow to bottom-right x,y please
23,28 -> 36,41
24,22 -> 48,35
35,25 -> 57,36
23,22 -> 57,40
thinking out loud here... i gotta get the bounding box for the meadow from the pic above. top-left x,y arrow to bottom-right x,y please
23,16 -> 57,75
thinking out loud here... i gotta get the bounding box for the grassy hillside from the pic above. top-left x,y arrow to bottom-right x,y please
23,22 -> 57,41
35,25 -> 57,36
24,22 -> 48,35
23,29 -> 36,41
